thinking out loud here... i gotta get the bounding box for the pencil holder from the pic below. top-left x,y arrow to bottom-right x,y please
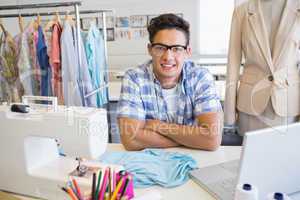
116,171 -> 134,199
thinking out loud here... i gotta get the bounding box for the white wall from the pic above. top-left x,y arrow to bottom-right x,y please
89,0 -> 201,70
0,0 -> 201,71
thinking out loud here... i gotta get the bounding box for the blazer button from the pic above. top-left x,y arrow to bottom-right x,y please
268,75 -> 274,81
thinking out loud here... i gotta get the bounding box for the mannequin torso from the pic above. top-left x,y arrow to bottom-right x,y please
236,0 -> 297,135
260,0 -> 286,52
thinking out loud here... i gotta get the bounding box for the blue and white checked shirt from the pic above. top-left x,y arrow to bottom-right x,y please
117,60 -> 222,125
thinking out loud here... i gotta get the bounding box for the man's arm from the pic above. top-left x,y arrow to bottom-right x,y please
118,117 -> 180,151
144,112 -> 223,150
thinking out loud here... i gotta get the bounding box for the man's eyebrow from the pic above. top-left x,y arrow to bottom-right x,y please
151,43 -> 187,47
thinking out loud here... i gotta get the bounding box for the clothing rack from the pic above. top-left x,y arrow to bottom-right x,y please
0,2 -> 113,98
0,2 -> 114,141
0,1 -> 82,87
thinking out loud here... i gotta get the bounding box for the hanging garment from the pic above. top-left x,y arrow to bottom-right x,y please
61,22 -> 82,106
50,22 -> 64,104
0,32 -> 24,102
84,22 -> 108,107
61,21 -> 83,106
25,25 -> 41,96
14,30 -> 35,96
99,149 -> 197,188
76,28 -> 97,107
61,21 -> 97,107
36,25 -> 52,97
0,74 -> 3,101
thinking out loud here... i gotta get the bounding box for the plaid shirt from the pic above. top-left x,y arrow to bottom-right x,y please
117,60 -> 222,125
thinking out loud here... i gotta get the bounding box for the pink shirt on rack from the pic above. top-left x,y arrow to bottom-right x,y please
50,22 -> 63,104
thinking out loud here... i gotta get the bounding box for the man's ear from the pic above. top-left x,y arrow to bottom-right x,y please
186,45 -> 192,58
147,43 -> 152,56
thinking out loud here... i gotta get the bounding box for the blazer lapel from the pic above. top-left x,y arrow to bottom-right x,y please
248,0 -> 274,70
272,0 -> 300,67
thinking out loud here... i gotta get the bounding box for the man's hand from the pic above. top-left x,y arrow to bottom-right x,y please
144,119 -> 162,132
118,117 -> 180,150
145,120 -> 180,136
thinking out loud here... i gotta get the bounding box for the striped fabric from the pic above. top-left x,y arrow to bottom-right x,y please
117,60 -> 222,125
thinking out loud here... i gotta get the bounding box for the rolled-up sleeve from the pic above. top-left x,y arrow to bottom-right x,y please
117,71 -> 146,120
193,70 -> 223,116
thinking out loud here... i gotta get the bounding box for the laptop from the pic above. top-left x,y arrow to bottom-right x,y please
189,122 -> 300,200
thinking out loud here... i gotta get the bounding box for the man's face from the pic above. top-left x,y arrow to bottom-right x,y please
148,29 -> 191,85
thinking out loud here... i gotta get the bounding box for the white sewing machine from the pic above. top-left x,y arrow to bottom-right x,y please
0,96 -> 110,199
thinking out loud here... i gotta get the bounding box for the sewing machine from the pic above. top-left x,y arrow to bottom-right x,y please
0,96 -> 110,199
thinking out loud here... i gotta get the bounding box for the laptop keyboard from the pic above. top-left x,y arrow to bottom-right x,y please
190,160 -> 240,200
219,160 -> 240,174
208,177 -> 237,200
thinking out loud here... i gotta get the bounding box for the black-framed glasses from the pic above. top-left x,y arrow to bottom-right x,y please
150,43 -> 187,57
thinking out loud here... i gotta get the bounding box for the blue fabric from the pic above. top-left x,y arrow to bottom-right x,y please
84,23 -> 108,107
76,29 -> 97,107
99,149 -> 197,188
61,22 -> 97,107
117,60 -> 222,125
36,26 -> 52,96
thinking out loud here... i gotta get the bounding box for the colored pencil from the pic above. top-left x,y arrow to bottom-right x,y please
72,178 -> 83,200
66,186 -> 79,200
92,172 -> 97,200
120,176 -> 131,198
98,167 -> 109,200
110,176 -> 124,200
95,169 -> 102,199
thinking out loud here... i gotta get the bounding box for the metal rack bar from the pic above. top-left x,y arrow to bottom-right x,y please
0,10 -> 113,18
84,84 -> 108,99
0,1 -> 82,10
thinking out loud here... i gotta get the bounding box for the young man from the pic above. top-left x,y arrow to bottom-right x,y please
117,13 -> 223,151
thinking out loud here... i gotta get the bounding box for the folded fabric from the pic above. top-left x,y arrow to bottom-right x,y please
99,148 -> 197,188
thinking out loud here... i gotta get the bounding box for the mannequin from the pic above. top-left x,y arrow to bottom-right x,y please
224,0 -> 300,135
261,0 -> 285,50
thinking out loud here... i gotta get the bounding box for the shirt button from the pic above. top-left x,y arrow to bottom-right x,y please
268,75 -> 274,81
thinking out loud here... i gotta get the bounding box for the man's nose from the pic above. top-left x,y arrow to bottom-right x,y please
161,49 -> 174,60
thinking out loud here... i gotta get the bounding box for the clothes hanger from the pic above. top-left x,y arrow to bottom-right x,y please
44,11 -> 61,32
18,14 -> 25,33
0,18 -> 5,35
55,11 -> 61,24
0,18 -> 15,44
26,18 -> 35,30
65,11 -> 75,27
33,12 -> 41,31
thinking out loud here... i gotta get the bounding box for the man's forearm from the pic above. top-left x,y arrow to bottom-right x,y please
158,122 -> 221,150
137,129 -> 180,148
145,116 -> 223,150
118,117 -> 180,151
121,128 -> 180,151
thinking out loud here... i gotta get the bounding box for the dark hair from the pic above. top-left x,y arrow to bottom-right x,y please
147,13 -> 190,45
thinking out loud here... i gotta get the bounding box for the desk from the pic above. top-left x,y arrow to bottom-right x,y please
12,144 -> 241,200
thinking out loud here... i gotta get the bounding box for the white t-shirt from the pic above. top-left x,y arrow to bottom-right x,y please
162,85 -> 180,122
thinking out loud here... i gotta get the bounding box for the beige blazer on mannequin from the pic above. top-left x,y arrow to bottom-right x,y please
224,0 -> 300,125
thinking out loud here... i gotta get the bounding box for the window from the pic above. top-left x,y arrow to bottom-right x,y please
199,0 -> 234,57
